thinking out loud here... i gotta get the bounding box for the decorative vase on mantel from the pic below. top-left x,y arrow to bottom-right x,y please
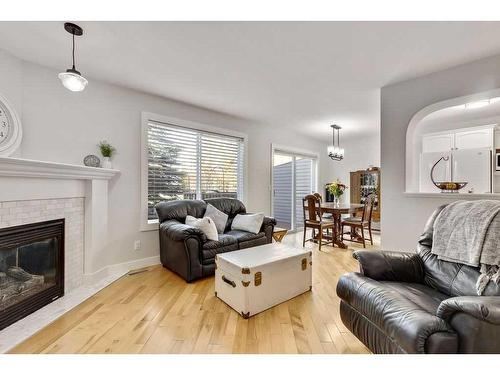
101,157 -> 112,169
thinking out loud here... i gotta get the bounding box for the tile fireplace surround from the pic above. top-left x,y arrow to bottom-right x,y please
0,156 -> 121,352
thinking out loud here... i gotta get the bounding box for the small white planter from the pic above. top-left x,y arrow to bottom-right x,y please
101,157 -> 112,169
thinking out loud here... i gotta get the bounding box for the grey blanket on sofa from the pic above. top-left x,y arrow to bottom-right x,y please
431,200 -> 500,295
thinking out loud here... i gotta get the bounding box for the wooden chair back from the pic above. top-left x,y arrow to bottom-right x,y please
302,194 -> 321,223
362,194 -> 376,223
313,192 -> 323,202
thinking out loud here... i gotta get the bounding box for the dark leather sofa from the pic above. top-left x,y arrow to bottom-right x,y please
155,198 -> 276,282
337,204 -> 500,354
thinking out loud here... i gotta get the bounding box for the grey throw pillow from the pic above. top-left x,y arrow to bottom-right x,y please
204,203 -> 229,234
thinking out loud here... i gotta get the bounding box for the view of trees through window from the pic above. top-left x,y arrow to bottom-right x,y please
147,121 -> 244,220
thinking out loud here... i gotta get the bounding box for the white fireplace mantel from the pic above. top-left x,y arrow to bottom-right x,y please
0,156 -> 120,283
0,156 -> 120,180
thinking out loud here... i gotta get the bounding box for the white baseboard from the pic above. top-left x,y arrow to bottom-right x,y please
83,255 -> 161,285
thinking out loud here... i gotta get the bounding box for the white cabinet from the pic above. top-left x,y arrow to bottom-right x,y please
422,126 -> 494,152
422,134 -> 454,153
419,125 -> 495,193
455,128 -> 493,150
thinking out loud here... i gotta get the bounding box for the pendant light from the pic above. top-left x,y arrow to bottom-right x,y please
328,124 -> 344,161
58,22 -> 88,92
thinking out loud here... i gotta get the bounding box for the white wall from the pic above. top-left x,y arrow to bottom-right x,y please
327,133 -> 380,204
381,52 -> 500,251
0,49 -> 331,269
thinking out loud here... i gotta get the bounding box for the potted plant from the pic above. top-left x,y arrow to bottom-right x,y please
327,179 -> 348,206
98,141 -> 116,169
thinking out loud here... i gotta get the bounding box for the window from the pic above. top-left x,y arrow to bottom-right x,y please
141,113 -> 246,229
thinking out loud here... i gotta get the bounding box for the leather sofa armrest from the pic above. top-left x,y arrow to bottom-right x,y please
437,297 -> 500,325
353,250 -> 424,283
261,216 -> 277,229
159,220 -> 207,242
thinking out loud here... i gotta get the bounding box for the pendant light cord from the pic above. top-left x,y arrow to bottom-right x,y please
72,32 -> 76,70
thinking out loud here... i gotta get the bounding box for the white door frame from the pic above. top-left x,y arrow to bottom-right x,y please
270,143 -> 319,232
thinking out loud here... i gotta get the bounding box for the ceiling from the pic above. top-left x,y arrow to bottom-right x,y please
2,22 -> 500,141
418,97 -> 500,133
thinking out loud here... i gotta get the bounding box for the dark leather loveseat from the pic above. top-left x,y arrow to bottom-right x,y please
337,204 -> 500,354
156,198 -> 276,282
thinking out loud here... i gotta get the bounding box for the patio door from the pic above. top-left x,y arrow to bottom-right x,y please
272,149 -> 317,231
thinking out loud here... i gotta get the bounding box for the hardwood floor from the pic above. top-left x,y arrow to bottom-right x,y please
9,231 -> 380,354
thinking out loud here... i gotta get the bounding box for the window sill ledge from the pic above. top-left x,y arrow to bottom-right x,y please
140,220 -> 159,232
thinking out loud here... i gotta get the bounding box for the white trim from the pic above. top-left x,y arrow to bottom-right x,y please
140,111 -> 248,231
270,143 -> 320,232
83,254 -> 161,284
0,156 -> 120,180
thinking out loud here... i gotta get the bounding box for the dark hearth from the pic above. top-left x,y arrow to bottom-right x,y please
0,219 -> 64,330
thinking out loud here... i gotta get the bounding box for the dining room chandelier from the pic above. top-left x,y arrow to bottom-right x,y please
328,124 -> 344,161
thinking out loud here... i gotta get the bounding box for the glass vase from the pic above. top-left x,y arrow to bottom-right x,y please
333,195 -> 340,207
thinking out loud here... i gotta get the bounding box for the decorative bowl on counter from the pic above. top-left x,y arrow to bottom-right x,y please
433,181 -> 468,193
430,156 -> 468,193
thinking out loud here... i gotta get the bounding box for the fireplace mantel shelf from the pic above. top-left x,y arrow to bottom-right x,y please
0,157 -> 120,180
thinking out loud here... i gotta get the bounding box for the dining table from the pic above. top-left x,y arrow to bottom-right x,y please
318,202 -> 364,248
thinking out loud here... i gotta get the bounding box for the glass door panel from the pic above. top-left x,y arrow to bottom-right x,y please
272,151 -> 316,231
272,153 -> 293,230
294,157 -> 313,229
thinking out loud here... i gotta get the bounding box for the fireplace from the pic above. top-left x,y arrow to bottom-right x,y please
0,219 -> 64,330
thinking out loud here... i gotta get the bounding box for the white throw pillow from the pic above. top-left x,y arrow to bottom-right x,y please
231,213 -> 265,234
185,215 -> 219,241
204,204 -> 229,234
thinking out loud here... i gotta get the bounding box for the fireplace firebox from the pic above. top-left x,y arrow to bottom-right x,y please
0,219 -> 64,330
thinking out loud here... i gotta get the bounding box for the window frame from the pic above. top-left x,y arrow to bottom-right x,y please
140,111 -> 248,231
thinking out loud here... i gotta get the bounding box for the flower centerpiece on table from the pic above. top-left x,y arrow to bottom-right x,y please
328,179 -> 348,206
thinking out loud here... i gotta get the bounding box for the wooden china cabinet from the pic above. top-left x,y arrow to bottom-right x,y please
349,168 -> 381,222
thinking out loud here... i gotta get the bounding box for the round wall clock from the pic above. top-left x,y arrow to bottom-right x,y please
0,93 -> 22,157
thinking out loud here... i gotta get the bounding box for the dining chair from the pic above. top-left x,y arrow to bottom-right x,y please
341,194 -> 375,248
302,194 -> 334,251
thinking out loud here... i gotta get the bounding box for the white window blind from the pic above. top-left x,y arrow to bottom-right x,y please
147,120 -> 245,220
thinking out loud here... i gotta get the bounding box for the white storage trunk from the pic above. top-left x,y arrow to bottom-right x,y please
215,243 -> 312,318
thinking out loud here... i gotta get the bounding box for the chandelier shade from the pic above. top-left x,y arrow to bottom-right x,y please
328,124 -> 344,161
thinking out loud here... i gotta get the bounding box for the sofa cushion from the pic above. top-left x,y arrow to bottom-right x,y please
201,234 -> 238,264
155,200 -> 206,223
225,230 -> 265,243
336,272 -> 455,353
